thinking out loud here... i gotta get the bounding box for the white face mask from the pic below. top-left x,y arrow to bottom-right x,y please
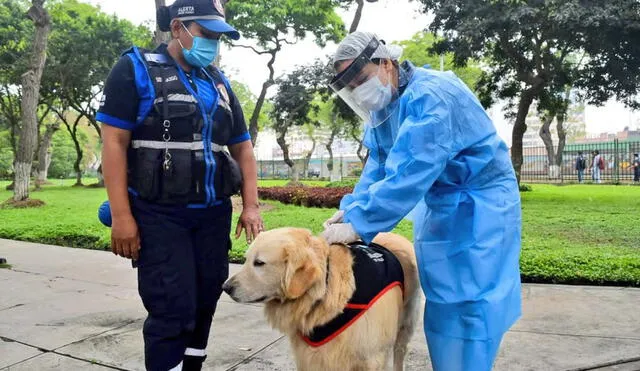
351,75 -> 393,112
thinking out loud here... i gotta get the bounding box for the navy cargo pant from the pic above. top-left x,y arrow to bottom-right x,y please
131,197 -> 232,371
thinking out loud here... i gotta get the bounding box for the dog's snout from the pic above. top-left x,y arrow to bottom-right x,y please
222,279 -> 235,296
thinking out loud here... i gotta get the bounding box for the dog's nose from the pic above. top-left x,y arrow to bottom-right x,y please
222,280 -> 235,296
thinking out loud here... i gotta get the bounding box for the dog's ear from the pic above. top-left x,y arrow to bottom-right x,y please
282,260 -> 321,300
281,236 -> 321,300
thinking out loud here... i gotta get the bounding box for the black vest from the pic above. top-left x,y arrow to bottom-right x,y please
302,242 -> 405,347
127,47 -> 242,206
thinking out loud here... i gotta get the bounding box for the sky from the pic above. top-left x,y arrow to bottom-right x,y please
85,0 -> 639,144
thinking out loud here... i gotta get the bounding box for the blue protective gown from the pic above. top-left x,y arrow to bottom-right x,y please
340,62 -> 522,371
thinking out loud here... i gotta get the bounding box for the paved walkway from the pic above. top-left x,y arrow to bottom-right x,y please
1,239 -> 639,371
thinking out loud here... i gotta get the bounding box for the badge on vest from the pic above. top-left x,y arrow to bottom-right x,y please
217,83 -> 231,112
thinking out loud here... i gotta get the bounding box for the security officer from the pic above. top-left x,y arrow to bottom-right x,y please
98,1 -> 263,370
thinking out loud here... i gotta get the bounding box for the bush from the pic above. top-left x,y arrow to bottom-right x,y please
325,179 -> 358,188
519,183 -> 533,192
258,186 -> 353,208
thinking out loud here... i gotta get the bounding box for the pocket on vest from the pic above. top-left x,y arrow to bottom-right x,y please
134,149 -> 162,201
214,151 -> 243,198
162,149 -> 192,200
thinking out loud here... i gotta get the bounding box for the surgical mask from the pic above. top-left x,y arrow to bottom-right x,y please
179,23 -> 220,68
351,75 -> 394,113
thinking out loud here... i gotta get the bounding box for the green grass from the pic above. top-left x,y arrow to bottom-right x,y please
1,181 -> 639,286
519,184 -> 640,286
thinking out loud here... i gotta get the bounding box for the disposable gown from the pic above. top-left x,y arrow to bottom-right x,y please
340,63 -> 522,371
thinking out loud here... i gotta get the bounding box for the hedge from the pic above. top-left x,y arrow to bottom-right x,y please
258,186 -> 353,208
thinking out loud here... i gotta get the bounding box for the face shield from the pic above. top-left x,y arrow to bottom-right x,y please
330,38 -> 398,128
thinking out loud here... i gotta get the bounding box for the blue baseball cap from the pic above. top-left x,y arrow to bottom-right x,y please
169,0 -> 240,40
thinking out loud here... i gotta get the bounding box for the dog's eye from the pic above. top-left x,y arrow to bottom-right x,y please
253,259 -> 265,267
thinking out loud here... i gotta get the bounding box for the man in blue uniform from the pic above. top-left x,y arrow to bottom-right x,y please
98,1 -> 263,370
322,32 -> 522,371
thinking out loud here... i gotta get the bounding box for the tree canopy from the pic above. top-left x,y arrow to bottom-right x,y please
416,0 -> 640,183
225,0 -> 346,145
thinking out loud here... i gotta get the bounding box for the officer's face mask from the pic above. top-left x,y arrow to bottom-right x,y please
178,23 -> 220,68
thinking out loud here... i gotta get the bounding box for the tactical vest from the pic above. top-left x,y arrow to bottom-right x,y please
301,242 -> 405,347
125,47 -> 242,207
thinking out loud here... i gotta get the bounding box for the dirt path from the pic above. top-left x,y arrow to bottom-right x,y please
231,196 -> 275,214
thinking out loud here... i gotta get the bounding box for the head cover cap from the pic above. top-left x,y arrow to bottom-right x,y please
170,0 -> 240,40
333,31 -> 403,65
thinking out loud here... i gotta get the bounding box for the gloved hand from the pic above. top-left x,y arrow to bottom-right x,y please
321,223 -> 360,245
323,210 -> 345,229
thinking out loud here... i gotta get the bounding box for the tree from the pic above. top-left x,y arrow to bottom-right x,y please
229,79 -> 271,132
0,0 -> 32,189
400,32 -> 482,92
225,0 -> 345,146
154,0 -> 171,45
337,0 -> 378,34
572,0 -> 640,110
270,59 -> 330,182
42,0 -> 153,186
416,0 -> 640,184
13,0 -> 50,202
34,118 -> 60,188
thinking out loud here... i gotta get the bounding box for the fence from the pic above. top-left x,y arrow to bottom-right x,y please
521,139 -> 640,183
257,156 -> 364,180
258,140 -> 640,183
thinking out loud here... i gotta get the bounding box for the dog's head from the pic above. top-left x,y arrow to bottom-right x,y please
223,228 -> 327,304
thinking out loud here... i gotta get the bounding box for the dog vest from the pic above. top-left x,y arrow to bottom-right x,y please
302,242 -> 405,347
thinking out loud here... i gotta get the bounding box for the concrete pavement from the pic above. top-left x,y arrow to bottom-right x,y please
1,239 -> 639,371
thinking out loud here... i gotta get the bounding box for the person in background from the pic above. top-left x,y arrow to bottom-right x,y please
591,150 -> 603,184
575,151 -> 587,183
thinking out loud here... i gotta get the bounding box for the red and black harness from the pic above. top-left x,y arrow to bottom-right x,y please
301,242 -> 405,347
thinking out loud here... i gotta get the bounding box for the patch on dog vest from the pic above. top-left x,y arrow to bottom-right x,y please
301,242 -> 405,347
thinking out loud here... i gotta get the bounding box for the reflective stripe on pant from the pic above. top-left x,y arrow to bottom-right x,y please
426,329 -> 503,371
132,198 -> 232,371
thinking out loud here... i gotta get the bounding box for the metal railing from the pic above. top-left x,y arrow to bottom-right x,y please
520,140 -> 640,183
257,156 -> 363,180
257,140 -> 640,184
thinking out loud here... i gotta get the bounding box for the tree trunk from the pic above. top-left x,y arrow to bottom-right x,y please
304,137 -> 316,176
249,50 -> 278,146
81,112 -> 104,187
276,129 -> 295,181
555,113 -> 567,180
35,122 -> 59,188
349,0 -> 365,33
538,113 -> 557,179
14,1 -> 50,202
326,133 -> 336,172
96,164 -> 105,187
555,90 -> 571,170
154,0 -> 171,45
351,131 -> 366,166
62,115 -> 84,187
511,87 -> 539,185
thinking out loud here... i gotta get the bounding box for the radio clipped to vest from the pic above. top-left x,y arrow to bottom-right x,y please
127,48 -> 243,206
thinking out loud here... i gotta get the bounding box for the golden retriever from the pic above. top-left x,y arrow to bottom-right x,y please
223,228 -> 420,371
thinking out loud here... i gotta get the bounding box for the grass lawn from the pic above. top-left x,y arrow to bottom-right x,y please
0,180 -> 638,286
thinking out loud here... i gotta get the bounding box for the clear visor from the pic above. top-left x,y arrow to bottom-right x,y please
330,39 -> 397,128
